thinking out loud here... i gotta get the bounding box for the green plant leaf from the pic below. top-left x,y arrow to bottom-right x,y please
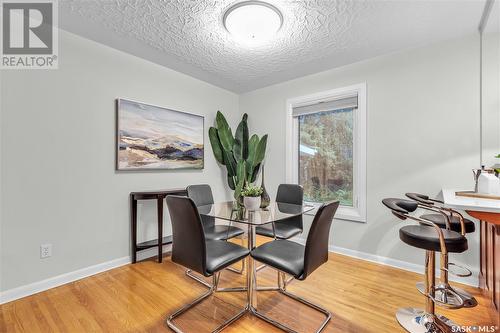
254,135 -> 268,165
227,175 -> 236,190
234,177 -> 245,200
234,114 -> 249,160
215,111 -> 234,151
250,162 -> 261,183
223,149 -> 237,176
247,134 -> 260,167
234,160 -> 247,200
208,127 -> 224,164
246,160 -> 253,180
236,159 -> 247,182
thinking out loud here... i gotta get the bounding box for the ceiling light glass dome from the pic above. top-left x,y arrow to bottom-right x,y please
223,1 -> 283,45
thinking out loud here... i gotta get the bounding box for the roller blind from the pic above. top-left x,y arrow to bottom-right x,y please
292,95 -> 358,117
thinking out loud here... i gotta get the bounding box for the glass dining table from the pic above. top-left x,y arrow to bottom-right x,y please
197,201 -> 315,314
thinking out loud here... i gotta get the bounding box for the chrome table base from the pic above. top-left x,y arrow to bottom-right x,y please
396,307 -> 459,333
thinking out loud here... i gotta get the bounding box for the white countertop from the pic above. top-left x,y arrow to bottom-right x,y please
442,188 -> 500,213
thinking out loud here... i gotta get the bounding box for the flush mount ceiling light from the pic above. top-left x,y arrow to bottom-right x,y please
223,1 -> 283,45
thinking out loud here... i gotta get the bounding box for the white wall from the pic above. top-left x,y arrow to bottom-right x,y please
481,31 -> 500,168
0,30 -> 239,291
240,35 -> 481,282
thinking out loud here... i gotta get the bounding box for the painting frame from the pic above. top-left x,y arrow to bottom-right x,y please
115,98 -> 205,171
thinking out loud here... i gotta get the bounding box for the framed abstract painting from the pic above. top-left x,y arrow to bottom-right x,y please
116,99 -> 204,170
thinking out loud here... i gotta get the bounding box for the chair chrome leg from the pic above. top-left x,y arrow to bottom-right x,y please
225,236 -> 246,274
251,270 -> 332,333
226,258 -> 245,274
282,273 -> 294,290
212,307 -> 247,333
256,264 -> 267,272
280,272 -> 287,291
185,269 -> 247,292
167,274 -> 248,333
167,284 -> 214,333
254,270 -> 293,291
186,269 -> 212,288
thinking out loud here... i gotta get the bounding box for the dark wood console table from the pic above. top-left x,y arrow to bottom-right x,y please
130,188 -> 187,263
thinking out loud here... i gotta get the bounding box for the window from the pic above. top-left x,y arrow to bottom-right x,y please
286,83 -> 367,222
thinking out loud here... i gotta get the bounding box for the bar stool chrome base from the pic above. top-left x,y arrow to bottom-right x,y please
416,282 -> 477,308
396,307 -> 459,333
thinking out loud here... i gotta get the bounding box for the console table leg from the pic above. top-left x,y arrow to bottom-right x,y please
157,196 -> 164,263
131,195 -> 138,264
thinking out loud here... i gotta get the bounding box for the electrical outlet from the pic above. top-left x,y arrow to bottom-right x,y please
40,244 -> 52,259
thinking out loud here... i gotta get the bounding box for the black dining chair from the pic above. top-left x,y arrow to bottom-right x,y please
166,195 -> 249,333
186,184 -> 246,287
256,184 -> 304,239
187,184 -> 245,240
250,200 -> 339,333
255,184 -> 304,287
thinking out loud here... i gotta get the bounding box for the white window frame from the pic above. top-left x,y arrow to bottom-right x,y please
285,83 -> 367,223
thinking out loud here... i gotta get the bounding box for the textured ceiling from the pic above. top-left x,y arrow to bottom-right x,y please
60,0 -> 485,93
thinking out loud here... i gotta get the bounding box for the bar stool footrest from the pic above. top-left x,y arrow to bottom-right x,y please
445,263 -> 472,278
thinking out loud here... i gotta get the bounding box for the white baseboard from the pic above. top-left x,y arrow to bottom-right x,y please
293,237 -> 479,287
0,244 -> 172,304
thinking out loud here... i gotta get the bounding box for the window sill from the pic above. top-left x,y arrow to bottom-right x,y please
304,202 -> 366,223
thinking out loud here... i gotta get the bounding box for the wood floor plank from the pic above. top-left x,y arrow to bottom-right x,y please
0,247 -> 496,333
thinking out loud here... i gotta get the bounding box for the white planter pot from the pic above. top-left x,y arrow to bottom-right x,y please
243,196 -> 261,211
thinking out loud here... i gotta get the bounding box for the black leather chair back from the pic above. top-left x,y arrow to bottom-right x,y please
276,184 -> 303,205
303,201 -> 339,279
187,184 -> 214,207
276,184 -> 303,229
166,195 -> 206,275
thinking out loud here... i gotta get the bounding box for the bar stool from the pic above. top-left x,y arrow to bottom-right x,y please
185,184 -> 246,289
165,196 -> 249,333
382,198 -> 469,333
405,193 -> 477,308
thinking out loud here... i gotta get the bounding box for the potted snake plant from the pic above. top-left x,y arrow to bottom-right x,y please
208,111 -> 268,204
241,185 -> 263,211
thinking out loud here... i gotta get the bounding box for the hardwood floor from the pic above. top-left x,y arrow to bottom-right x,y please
0,248 -> 496,332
